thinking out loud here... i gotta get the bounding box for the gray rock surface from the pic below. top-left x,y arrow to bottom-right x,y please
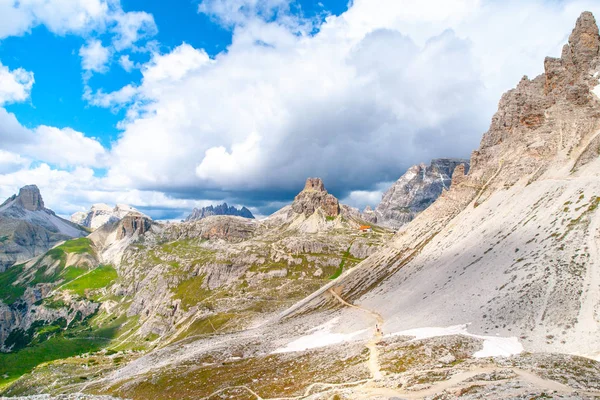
366,159 -> 469,230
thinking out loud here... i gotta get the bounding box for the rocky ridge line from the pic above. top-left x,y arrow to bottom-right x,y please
185,203 -> 254,222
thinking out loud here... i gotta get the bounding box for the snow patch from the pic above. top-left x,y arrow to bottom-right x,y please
272,317 -> 368,353
592,83 -> 600,99
385,324 -> 523,358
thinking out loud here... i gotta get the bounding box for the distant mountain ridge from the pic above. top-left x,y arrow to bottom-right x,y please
71,203 -> 148,231
185,203 -> 254,221
363,158 -> 470,229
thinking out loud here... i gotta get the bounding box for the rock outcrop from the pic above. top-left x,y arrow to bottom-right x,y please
185,203 -> 254,222
291,178 -> 340,218
71,203 -> 146,231
117,214 -> 154,240
0,185 -> 87,272
366,158 -> 469,229
15,185 -> 45,211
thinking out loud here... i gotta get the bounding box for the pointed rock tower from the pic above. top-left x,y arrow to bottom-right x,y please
291,178 -> 340,218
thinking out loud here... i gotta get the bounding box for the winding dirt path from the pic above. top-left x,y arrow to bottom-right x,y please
327,288 -> 384,380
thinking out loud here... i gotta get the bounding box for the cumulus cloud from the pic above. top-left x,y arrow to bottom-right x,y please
196,133 -> 264,185
199,0 -> 292,26
0,163 -> 221,219
24,126 -> 108,168
0,0 -> 109,38
111,10 -> 158,51
119,54 -> 135,72
0,62 -> 34,106
0,0 -> 156,42
79,39 -> 111,73
0,101 -> 107,169
0,150 -> 30,174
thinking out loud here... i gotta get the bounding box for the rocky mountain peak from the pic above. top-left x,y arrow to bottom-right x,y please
16,185 -> 45,211
474,11 -> 600,190
366,159 -> 469,230
568,11 -> 600,72
303,178 -> 326,192
292,178 -> 340,218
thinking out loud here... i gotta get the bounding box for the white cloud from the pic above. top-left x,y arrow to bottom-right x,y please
86,84 -> 137,109
0,0 -> 110,39
0,163 -> 221,219
0,62 -> 34,105
0,108 -> 33,145
341,182 -> 395,211
142,43 -> 212,85
79,39 -> 111,73
0,103 -> 107,169
198,0 -> 292,26
0,0 -> 156,43
112,10 -> 157,51
25,126 -> 108,168
119,54 -> 135,72
196,133 -> 263,185
0,150 -> 30,174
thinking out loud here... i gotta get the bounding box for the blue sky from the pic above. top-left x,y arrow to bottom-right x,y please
0,0 -> 599,220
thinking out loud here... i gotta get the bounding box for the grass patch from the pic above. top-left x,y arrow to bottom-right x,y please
0,318 -> 121,389
0,235 -> 8,243
0,264 -> 26,305
172,274 -> 212,311
174,313 -> 234,342
62,266 -> 88,282
62,265 -> 118,296
56,238 -> 95,255
329,247 -> 351,280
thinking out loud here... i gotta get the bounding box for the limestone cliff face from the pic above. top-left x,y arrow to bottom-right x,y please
117,214 -> 154,240
367,159 -> 469,230
0,185 -> 87,272
470,11 -> 600,191
291,178 -> 340,218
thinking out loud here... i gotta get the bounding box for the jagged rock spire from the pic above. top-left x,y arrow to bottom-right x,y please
292,178 -> 340,218
568,11 -> 600,72
16,185 -> 45,211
